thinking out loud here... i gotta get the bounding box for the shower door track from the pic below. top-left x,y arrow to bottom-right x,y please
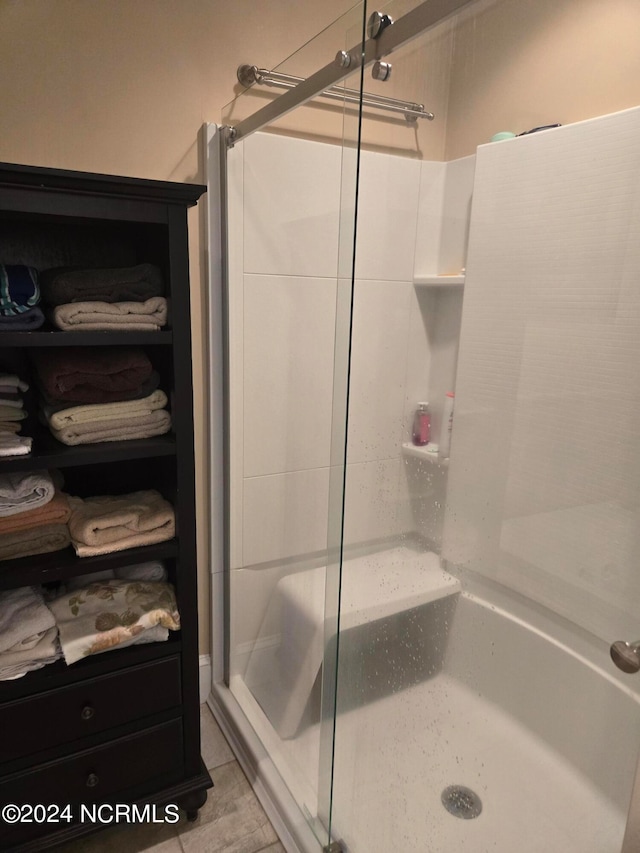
225,0 -> 473,145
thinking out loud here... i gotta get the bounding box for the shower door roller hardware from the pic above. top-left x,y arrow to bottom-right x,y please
367,11 -> 394,39
335,50 -> 352,69
610,639 -> 640,673
372,61 -> 392,82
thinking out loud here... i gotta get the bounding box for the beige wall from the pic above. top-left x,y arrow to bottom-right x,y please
445,0 -> 640,159
0,0 -> 357,653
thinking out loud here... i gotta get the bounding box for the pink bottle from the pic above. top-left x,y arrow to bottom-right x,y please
412,402 -> 431,446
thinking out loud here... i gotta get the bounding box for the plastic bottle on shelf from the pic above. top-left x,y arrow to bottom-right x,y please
412,402 -> 431,446
439,392 -> 455,458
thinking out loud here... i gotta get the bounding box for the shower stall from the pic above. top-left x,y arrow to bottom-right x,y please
206,1 -> 640,850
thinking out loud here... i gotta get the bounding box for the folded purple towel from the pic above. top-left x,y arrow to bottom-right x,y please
31,346 -> 153,404
0,265 -> 40,315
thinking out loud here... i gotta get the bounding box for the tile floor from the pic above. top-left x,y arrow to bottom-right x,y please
56,705 -> 285,853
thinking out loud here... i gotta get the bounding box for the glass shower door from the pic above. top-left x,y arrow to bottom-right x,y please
328,1 -> 640,851
220,5 -> 366,849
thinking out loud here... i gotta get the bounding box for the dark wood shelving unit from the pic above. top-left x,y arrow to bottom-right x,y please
0,162 -> 211,850
0,330 -> 173,347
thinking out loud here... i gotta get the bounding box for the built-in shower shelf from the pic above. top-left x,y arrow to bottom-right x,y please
402,442 -> 449,466
414,273 -> 465,288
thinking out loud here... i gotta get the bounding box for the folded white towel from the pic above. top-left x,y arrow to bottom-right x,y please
0,626 -> 61,680
44,390 -> 168,430
0,586 -> 56,654
0,435 -> 32,457
0,470 -> 55,517
0,374 -> 28,393
0,398 -> 24,409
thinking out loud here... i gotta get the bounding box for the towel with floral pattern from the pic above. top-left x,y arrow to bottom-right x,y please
48,579 -> 180,664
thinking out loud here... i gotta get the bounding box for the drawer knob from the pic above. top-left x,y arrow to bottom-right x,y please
81,705 -> 95,721
86,773 -> 99,788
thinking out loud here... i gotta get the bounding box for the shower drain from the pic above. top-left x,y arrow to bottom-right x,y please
441,785 -> 483,819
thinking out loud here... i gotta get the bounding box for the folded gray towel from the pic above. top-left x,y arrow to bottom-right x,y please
115,561 -> 167,582
0,470 -> 55,517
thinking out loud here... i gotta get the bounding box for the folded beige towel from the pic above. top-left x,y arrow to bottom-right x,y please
68,489 -> 175,557
0,471 -> 56,517
45,390 -> 168,430
0,490 -> 70,534
50,409 -> 172,446
0,523 -> 71,561
0,406 -> 27,422
0,423 -> 22,434
51,297 -> 168,332
48,580 -> 178,664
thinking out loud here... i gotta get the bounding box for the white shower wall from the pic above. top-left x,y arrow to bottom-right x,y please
228,131 -> 473,657
443,106 -> 640,643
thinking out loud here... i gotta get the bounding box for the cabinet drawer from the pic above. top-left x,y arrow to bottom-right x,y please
0,656 -> 181,763
0,718 -> 184,847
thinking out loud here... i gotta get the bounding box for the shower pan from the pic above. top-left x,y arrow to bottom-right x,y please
206,1 -> 640,851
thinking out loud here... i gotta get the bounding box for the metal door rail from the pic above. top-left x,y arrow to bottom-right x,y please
226,0 -> 474,145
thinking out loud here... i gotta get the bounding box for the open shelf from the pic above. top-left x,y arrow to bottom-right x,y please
0,431 -> 177,473
402,442 -> 449,466
0,539 -> 179,589
414,273 -> 465,288
0,330 -> 173,347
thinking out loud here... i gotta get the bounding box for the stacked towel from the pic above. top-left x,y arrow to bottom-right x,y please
0,471 -> 71,561
41,389 -> 171,446
39,264 -> 167,332
51,297 -> 168,332
42,369 -> 161,414
0,470 -> 57,517
0,265 -> 45,330
31,347 -> 154,404
0,488 -> 71,533
31,348 -> 171,446
48,579 -> 179,665
0,373 -> 32,457
68,489 -> 175,557
0,587 -> 60,679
